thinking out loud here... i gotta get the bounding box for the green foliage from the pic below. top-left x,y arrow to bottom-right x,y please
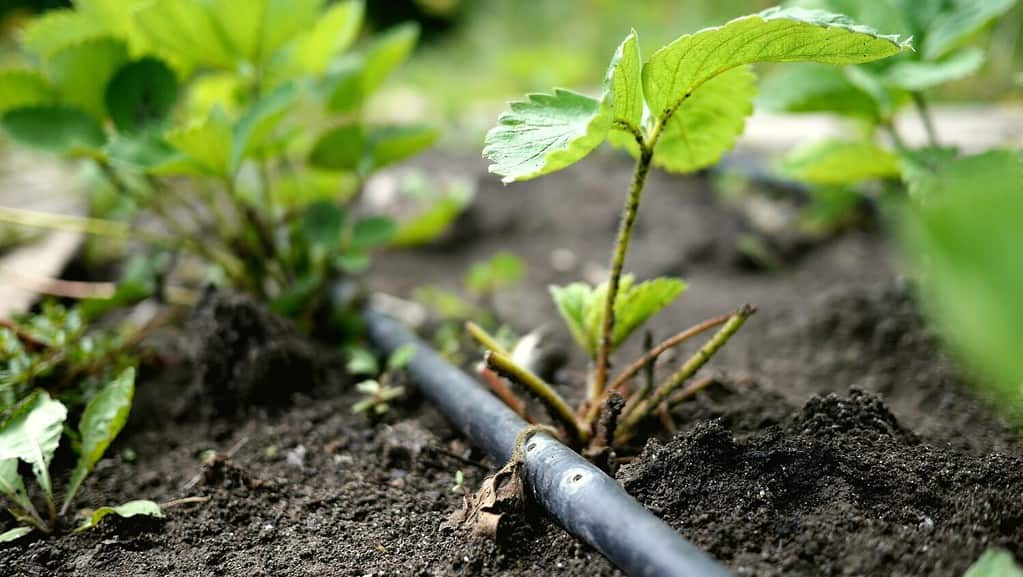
485,8 -> 907,182
782,140 -> 901,185
390,174 -> 475,248
1,107 -> 106,156
465,253 -> 526,297
901,150 -> 1023,411
551,276 -> 686,359
350,344 -> 413,416
0,391 -> 66,504
75,499 -> 163,532
964,549 -> 1023,577
105,58 -> 180,133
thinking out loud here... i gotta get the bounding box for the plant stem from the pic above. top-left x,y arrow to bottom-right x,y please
591,146 -> 654,401
0,205 -> 131,239
465,321 -> 511,355
484,350 -> 587,444
912,92 -> 939,147
615,304 -> 756,444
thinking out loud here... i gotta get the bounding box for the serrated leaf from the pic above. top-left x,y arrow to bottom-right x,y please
924,0 -> 1018,60
0,391 -> 67,504
643,7 -> 909,125
350,217 -> 396,250
165,108 -> 233,176
362,22 -> 419,96
607,30 -> 643,133
308,124 -> 365,172
75,499 -> 163,532
881,48 -> 985,91
965,549 -> 1023,577
0,70 -> 55,116
46,36 -> 128,120
901,150 -> 1023,409
758,63 -> 879,119
292,0 -> 364,75
783,139 -> 900,185
0,526 -> 32,542
550,283 -> 596,356
607,277 -> 686,350
105,58 -> 179,133
2,106 -> 106,156
21,9 -> 105,57
231,81 -> 299,172
651,66 -> 757,174
484,89 -> 611,183
368,125 -> 439,170
63,368 -> 135,512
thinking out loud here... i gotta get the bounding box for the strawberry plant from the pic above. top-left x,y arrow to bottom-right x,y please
473,7 -> 909,456
0,371 -> 162,542
762,0 -> 1018,228
348,343 -> 415,416
0,0 -> 440,329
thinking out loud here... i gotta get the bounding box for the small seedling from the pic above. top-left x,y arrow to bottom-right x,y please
474,7 -> 909,456
964,549 -> 1023,577
350,343 -> 415,415
451,470 -> 465,493
0,370 -> 162,542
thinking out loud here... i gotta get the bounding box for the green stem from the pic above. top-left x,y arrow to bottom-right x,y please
615,304 -> 756,444
591,146 -> 654,401
484,350 -> 587,445
911,92 -> 939,147
465,321 -> 511,356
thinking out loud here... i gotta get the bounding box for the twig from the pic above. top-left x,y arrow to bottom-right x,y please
667,376 -> 717,409
484,350 -> 587,445
616,305 -> 756,444
477,364 -> 533,423
0,268 -> 115,299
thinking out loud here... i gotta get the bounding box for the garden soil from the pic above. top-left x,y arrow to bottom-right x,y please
2,153 -> 1020,576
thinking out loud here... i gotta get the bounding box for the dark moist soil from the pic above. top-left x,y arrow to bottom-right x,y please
3,152 -> 1021,576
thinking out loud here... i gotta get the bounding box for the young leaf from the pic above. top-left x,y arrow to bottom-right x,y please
0,527 -> 32,543
881,48 -> 986,92
308,124 -> 366,172
350,217 -> 397,250
75,499 -> 163,532
231,81 -> 300,173
105,58 -> 180,133
387,343 -> 417,371
361,22 -> 420,96
165,108 -> 233,175
0,458 -> 32,513
133,0 -> 235,70
104,133 -> 179,170
465,252 -> 525,296
0,70 -> 55,116
46,36 -> 128,121
782,140 -> 901,185
292,0 -> 365,75
965,549 -> 1023,577
346,347 -> 379,376
368,125 -> 439,170
608,30 -> 644,134
390,182 -> 474,248
0,391 -> 67,504
2,106 -> 106,156
62,368 -> 135,512
21,9 -> 104,58
642,7 -> 909,129
484,89 -> 611,184
550,283 -> 599,357
923,0 -> 1018,60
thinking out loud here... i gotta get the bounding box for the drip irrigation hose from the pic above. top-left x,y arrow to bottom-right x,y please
364,310 -> 733,577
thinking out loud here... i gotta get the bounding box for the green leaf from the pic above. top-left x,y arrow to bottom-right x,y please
75,499 -> 163,532
302,201 -> 346,248
0,391 -> 67,504
46,36 -> 128,120
484,89 -> 611,184
361,23 -> 419,96
104,132 -> 179,170
881,48 -> 985,91
901,150 -> 1023,409
2,106 -> 106,156
387,343 -> 417,371
391,181 -> 474,248
63,368 -> 135,512
346,347 -> 379,376
607,30 -> 643,133
165,108 -> 233,176
465,252 -> 525,296
902,148 -> 1020,200
0,70 -> 55,116
758,63 -> 879,119
0,527 -> 32,542
270,275 -> 323,317
105,58 -> 179,133
260,0 -> 324,62
649,66 -> 757,174
0,458 -> 32,514
231,81 -> 300,172
292,0 -> 364,75
965,549 -> 1023,577
782,139 -> 901,185
133,0 -> 235,70
368,125 -> 439,170
924,0 -> 1018,60
21,9 -> 104,58
350,217 -> 397,250
550,283 -> 597,356
308,124 -> 366,172
642,7 -> 909,125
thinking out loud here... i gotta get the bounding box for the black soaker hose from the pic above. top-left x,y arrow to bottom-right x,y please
364,310 -> 733,577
